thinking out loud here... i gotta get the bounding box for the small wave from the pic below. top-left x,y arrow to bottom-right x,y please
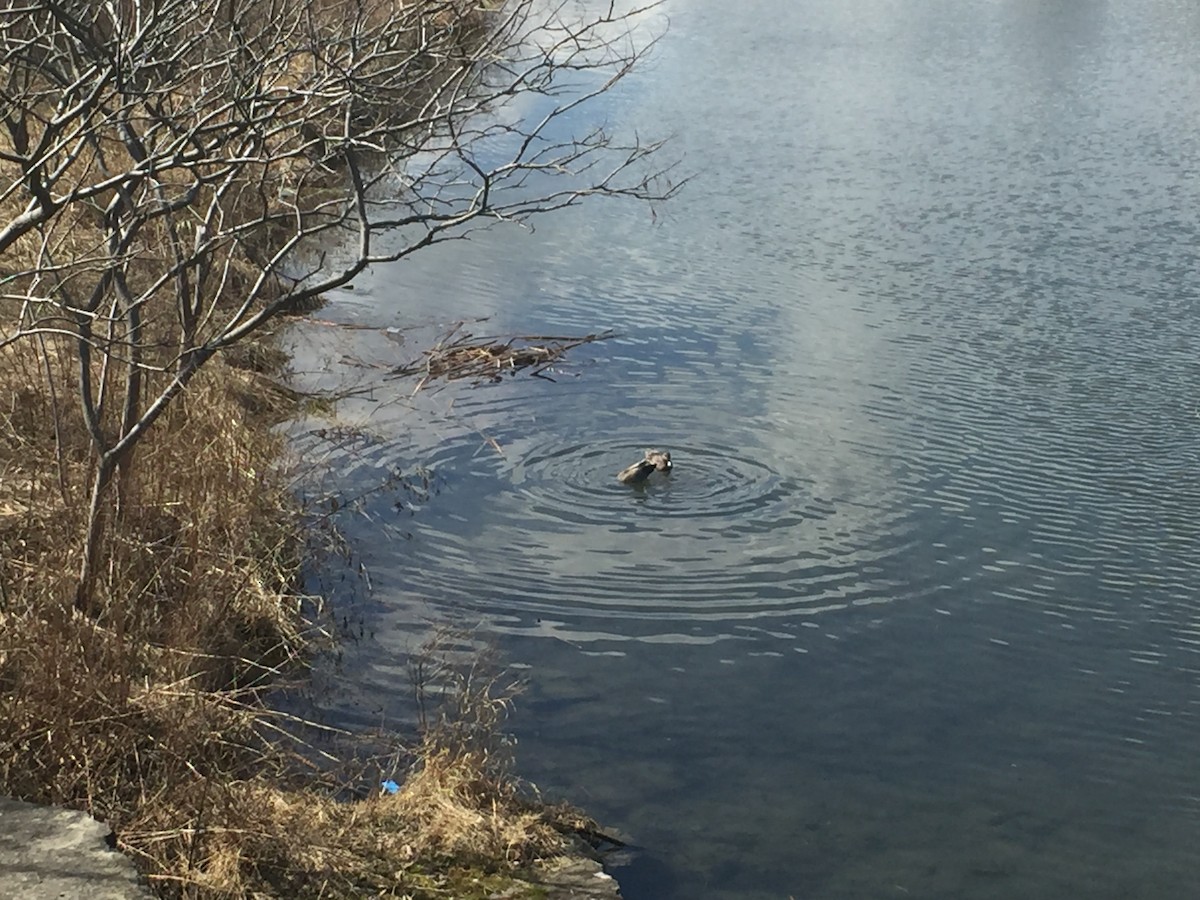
335,426 -> 918,642
511,440 -> 799,525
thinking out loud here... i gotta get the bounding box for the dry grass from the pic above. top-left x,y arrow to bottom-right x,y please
109,641 -> 585,899
0,334 -> 591,898
0,332 -> 314,872
0,1 -> 604,895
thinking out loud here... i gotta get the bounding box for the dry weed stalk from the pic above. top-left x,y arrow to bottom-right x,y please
109,635 -> 588,898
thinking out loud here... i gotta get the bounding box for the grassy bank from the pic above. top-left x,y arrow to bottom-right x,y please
0,338 -> 592,897
0,0 -> 615,895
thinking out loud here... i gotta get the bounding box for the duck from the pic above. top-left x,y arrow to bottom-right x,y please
617,448 -> 673,484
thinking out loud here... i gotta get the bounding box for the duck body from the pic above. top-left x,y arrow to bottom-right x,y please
617,459 -> 656,484
617,449 -> 672,484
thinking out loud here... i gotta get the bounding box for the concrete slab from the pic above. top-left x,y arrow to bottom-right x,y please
532,856 -> 624,899
0,798 -> 153,900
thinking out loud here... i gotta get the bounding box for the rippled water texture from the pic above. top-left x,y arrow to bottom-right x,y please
291,1 -> 1200,897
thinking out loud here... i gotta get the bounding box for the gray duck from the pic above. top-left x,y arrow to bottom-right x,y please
617,449 -> 672,484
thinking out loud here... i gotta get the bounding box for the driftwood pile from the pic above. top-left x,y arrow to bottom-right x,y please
390,324 -> 611,393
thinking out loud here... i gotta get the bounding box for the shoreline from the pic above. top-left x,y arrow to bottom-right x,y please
0,0 -> 661,894
0,796 -> 623,899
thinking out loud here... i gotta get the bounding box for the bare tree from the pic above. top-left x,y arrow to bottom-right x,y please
0,0 -> 678,609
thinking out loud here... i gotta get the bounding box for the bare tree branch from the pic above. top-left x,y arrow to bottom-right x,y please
0,0 -> 682,609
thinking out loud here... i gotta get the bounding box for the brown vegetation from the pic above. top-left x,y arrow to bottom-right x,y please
0,0 -> 670,894
0,343 -> 592,894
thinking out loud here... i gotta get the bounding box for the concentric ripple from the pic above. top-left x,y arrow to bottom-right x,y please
312,402 -> 920,641
511,440 -> 804,526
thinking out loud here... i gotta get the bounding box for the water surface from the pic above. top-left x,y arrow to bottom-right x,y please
292,2 -> 1200,897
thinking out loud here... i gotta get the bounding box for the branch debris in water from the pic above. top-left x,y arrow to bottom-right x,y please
389,323 -> 612,393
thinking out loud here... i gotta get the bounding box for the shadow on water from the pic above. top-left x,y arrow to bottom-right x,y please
610,854 -> 679,897
288,0 -> 1200,897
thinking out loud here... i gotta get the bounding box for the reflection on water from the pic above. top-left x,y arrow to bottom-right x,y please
291,0 -> 1200,897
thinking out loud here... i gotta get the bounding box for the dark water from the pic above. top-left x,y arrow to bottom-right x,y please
289,1 -> 1200,897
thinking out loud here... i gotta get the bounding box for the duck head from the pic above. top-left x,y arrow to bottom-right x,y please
644,449 -> 672,472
